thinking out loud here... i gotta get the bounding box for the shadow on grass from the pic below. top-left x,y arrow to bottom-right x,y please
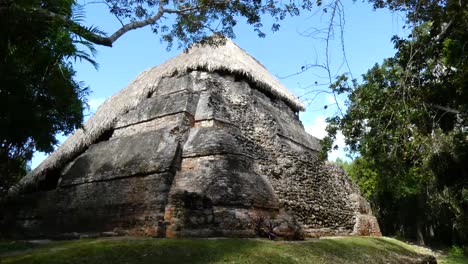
1,237 -> 432,264
0,240 -> 36,255
2,238 -> 262,264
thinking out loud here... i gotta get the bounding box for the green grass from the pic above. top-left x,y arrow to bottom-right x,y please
0,237 -> 439,264
438,246 -> 468,264
0,240 -> 36,255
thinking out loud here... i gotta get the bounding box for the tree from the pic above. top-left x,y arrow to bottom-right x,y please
325,0 -> 468,245
5,0 -> 320,48
334,158 -> 377,201
0,0 -> 96,197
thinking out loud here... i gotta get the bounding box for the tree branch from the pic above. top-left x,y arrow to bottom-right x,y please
107,8 -> 165,45
105,5 -> 202,45
1,2 -> 202,47
85,4 -> 203,46
430,104 -> 460,115
434,19 -> 454,43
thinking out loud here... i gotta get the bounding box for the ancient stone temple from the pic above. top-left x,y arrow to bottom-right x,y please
3,38 -> 380,238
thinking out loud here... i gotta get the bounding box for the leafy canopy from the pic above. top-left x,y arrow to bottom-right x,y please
326,0 -> 468,245
0,0 -> 96,196
104,0 -> 318,49
10,0 -> 322,48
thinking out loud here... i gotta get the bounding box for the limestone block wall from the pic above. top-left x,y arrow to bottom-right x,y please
2,71 -> 380,238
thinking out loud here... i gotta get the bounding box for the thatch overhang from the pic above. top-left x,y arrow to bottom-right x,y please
10,38 -> 305,195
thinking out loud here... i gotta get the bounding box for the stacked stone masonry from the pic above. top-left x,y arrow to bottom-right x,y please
2,71 -> 380,238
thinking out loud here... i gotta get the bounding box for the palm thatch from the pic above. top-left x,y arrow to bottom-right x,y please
11,38 -> 305,195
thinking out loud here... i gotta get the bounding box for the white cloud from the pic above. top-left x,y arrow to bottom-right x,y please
87,97 -> 106,113
327,131 -> 349,162
304,115 -> 327,139
326,94 -> 336,105
304,115 -> 350,162
325,94 -> 345,110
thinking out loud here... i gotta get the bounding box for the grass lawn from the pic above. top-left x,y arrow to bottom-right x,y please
0,236 -> 460,264
0,240 -> 37,255
438,246 -> 468,264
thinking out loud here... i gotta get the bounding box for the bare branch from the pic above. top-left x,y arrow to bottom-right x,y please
277,63 -> 329,79
103,5 -> 204,45
107,7 -> 165,45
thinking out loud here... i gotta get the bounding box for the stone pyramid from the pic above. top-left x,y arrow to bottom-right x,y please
3,39 -> 380,238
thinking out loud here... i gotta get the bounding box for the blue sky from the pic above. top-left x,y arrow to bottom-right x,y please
31,0 -> 405,168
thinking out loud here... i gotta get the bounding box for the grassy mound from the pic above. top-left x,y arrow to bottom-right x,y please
0,236 -> 450,264
438,246 -> 468,264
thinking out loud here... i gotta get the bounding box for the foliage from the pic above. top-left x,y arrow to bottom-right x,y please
5,0 -> 325,48
0,237 -> 436,264
102,0 -> 327,48
325,0 -> 467,245
439,245 -> 468,264
334,158 -> 377,200
0,0 -> 95,197
104,0 -> 319,49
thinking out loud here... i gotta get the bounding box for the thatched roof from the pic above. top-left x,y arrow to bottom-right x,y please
10,38 -> 305,195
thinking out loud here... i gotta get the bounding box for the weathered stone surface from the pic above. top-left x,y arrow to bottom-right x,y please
151,74 -> 202,97
275,115 -> 320,151
4,172 -> 172,237
60,130 -> 179,186
352,215 -> 382,236
116,91 -> 199,128
112,112 -> 193,139
171,155 -> 277,208
3,69 -> 380,239
251,89 -> 320,151
182,127 -> 253,158
194,90 -> 233,124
